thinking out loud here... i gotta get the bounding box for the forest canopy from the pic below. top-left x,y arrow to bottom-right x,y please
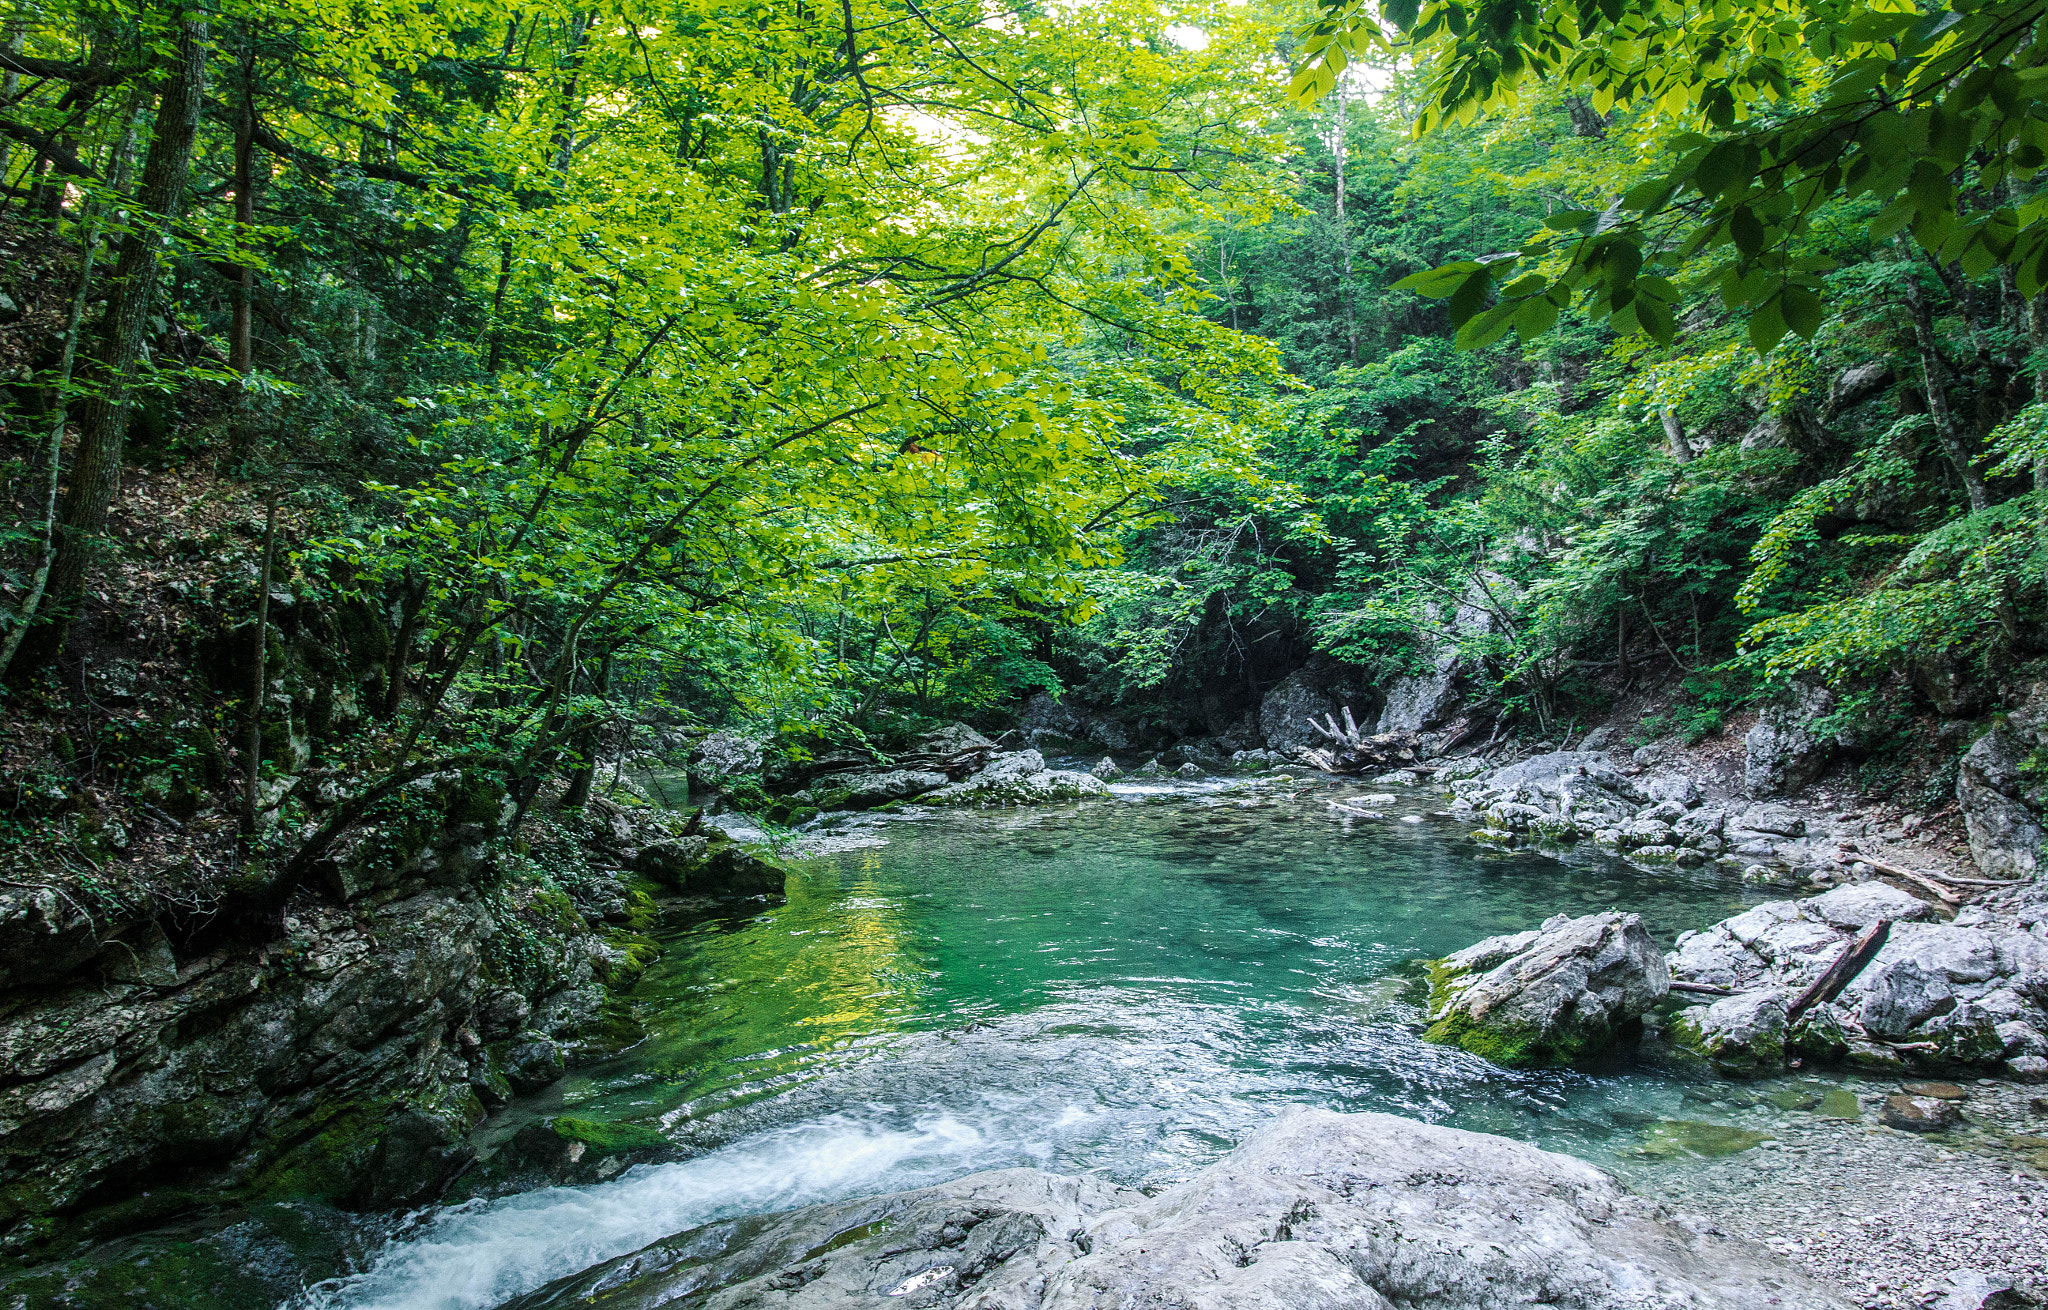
0,0 -> 2043,870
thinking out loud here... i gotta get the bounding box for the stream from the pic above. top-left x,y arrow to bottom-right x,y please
308,772 -> 1798,1310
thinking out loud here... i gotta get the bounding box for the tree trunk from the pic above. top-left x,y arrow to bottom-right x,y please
0,110 -> 143,678
1331,76 -> 1357,366
243,494 -> 278,832
1898,256 -> 1990,513
9,11 -> 208,675
383,570 -> 426,717
228,42 -> 255,453
1660,405 -> 1690,464
560,651 -> 613,810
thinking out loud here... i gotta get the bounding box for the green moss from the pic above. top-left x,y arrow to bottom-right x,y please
552,1116 -> 669,1155
579,998 -> 649,1057
242,1098 -> 392,1203
1418,955 -> 1592,1068
1421,1007 -> 1548,1067
1422,957 -> 1469,1015
448,770 -> 508,826
1819,1088 -> 1862,1119
1636,1120 -> 1771,1159
0,1238 -> 278,1310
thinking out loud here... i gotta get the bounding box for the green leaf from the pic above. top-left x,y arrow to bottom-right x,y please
1543,209 -> 1596,230
1749,294 -> 1789,352
1391,260 -> 1484,297
1621,180 -> 1673,211
1513,295 -> 1560,338
1870,194 -> 1917,239
1446,268 -> 1494,326
1781,285 -> 1823,338
1730,206 -> 1767,258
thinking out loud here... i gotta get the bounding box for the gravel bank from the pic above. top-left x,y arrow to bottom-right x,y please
1618,1078 -> 2048,1308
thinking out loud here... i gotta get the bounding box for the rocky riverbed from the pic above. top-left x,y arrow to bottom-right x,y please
505,1107 -> 1852,1310
1617,1077 -> 2048,1310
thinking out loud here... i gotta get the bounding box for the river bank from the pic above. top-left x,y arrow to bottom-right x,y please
4,710 -> 2045,1308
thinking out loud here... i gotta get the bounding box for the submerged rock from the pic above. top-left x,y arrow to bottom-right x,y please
1879,1092 -> 1963,1132
1423,911 -> 1669,1067
508,1107 -> 1849,1309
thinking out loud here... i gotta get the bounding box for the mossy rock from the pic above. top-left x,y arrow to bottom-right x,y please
448,770 -> 509,826
1636,1120 -> 1772,1159
1818,1088 -> 1863,1119
1422,1007 -> 1555,1067
553,1116 -> 669,1155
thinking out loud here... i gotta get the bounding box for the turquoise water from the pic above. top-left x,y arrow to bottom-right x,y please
314,775 -> 1789,1310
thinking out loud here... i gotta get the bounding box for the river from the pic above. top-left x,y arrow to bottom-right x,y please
308,772 -> 1786,1310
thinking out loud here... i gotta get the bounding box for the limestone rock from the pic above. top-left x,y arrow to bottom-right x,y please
918,751 -> 1110,808
811,768 -> 948,809
1878,1093 -> 1963,1132
891,723 -> 998,778
689,729 -> 765,785
1668,881 -> 2048,1072
510,1108 -> 1849,1310
1957,683 -> 2047,880
1018,692 -> 1131,752
1671,990 -> 1791,1076
631,835 -> 709,887
502,1033 -> 567,1093
1258,664 -> 1364,754
1735,803 -> 1806,837
1744,681 -> 1836,797
1425,911 -> 1669,1066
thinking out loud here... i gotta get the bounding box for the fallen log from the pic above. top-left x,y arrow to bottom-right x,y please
1668,980 -> 1735,997
1849,851 -> 2019,890
1786,918 -> 1891,1023
1878,864 -> 1964,906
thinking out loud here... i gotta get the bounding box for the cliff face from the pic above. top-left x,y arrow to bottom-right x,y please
0,775 -> 715,1264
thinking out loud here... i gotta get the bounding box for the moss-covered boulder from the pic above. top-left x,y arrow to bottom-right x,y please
1423,912 -> 1669,1068
1669,990 -> 1791,1077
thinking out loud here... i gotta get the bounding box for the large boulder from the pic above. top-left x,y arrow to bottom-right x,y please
1423,911 -> 1669,1066
1743,679 -> 1873,797
811,768 -> 948,809
1957,682 -> 2047,881
891,723 -> 997,778
1666,884 -> 2048,1074
1258,664 -> 1366,755
918,751 -> 1110,807
1671,989 -> 1791,1076
1375,595 -> 1495,736
688,729 -> 765,786
1017,693 -> 1131,752
510,1108 -> 1849,1310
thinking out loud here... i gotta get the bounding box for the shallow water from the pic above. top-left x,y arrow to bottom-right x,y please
311,775 -> 1788,1310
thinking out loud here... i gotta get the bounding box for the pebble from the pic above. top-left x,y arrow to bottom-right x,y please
1624,1081 -> 2048,1308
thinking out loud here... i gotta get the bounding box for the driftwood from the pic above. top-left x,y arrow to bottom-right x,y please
1910,868 -> 2029,887
1325,799 -> 1386,818
1669,980 -> 1735,997
1878,864 -> 1964,906
1850,851 -> 2015,894
1786,918 -> 1891,1023
1299,707 -> 1423,776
